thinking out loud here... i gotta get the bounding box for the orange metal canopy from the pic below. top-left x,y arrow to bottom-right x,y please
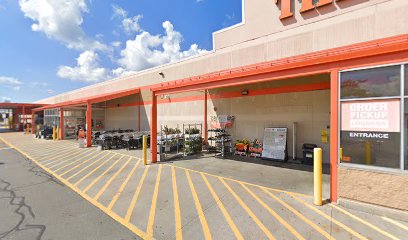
0,103 -> 46,108
151,34 -> 408,95
32,87 -> 140,112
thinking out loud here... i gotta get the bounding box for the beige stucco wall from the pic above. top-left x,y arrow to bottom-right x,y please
339,167 -> 408,211
36,0 -> 408,105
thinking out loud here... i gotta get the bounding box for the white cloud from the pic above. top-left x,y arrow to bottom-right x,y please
111,41 -> 122,48
0,76 -> 22,91
1,97 -> 11,103
47,89 -> 55,94
57,50 -> 109,82
19,0 -> 107,51
116,21 -> 207,72
112,4 -> 142,35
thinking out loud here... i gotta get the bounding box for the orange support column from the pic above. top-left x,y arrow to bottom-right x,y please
31,112 -> 35,134
22,106 -> 26,132
86,102 -> 92,147
204,90 -> 208,144
138,93 -> 141,131
60,108 -> 64,140
330,70 -> 339,203
150,92 -> 158,163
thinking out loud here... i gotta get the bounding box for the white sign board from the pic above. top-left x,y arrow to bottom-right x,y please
262,128 -> 287,160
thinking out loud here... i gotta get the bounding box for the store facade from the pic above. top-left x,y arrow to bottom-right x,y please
29,0 -> 408,210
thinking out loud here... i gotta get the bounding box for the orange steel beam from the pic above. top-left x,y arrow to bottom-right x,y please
330,70 -> 339,203
31,112 -> 35,134
138,93 -> 141,131
150,92 -> 158,163
86,102 -> 92,147
204,90 -> 208,144
60,108 -> 64,140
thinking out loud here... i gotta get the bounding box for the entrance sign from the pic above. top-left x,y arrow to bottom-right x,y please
262,128 -> 288,161
275,0 -> 347,20
341,100 -> 400,132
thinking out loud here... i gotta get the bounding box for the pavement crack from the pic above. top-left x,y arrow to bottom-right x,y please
0,178 -> 46,240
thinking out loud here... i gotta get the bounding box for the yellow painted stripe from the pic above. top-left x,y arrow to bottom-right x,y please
201,173 -> 243,240
82,156 -> 127,193
65,153 -> 113,181
58,151 -> 107,176
74,154 -> 120,187
331,204 -> 400,240
94,157 -> 134,201
43,149 -> 89,166
125,166 -> 150,222
0,136 -> 148,239
240,183 -> 304,240
32,146 -> 72,158
219,178 -> 275,240
107,160 -> 140,210
289,194 -> 368,240
185,170 -> 212,240
146,164 -> 163,239
172,167 -> 182,240
382,217 -> 408,232
83,156 -> 125,192
262,188 -> 334,240
50,150 -> 96,170
173,165 -> 310,198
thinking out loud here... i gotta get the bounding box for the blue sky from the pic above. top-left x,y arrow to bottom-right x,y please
0,0 -> 242,103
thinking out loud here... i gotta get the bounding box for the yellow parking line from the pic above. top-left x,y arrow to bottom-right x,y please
0,137 -> 148,239
125,166 -> 150,222
146,164 -> 163,239
55,150 -> 104,174
32,147 -> 73,159
240,183 -> 304,240
185,170 -> 212,240
201,173 -> 243,240
382,217 -> 408,232
43,149 -> 89,166
50,150 -> 96,170
82,156 -> 127,193
172,165 -> 310,198
219,178 -> 275,240
331,204 -> 399,240
107,160 -> 141,210
289,194 -> 368,240
94,157 -> 134,201
28,145 -> 68,156
58,151 -> 107,176
66,153 -> 114,181
262,189 -> 333,239
73,154 -> 119,187
172,167 -> 182,240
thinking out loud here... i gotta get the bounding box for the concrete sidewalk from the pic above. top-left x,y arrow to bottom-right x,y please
1,132 -> 407,240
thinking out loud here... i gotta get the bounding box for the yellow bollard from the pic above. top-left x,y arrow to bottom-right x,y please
340,147 -> 343,161
143,135 -> 148,165
52,127 -> 56,140
314,148 -> 323,206
365,141 -> 372,165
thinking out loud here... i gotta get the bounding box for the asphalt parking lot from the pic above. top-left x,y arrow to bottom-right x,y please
1,132 -> 407,240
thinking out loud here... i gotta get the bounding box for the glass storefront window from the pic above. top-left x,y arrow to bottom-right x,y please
341,65 -> 401,99
405,65 -> 408,96
405,99 -> 408,170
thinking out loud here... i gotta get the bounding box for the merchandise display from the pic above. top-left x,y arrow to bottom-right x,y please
208,129 -> 232,158
95,130 -> 150,150
249,139 -> 263,158
183,123 -> 203,156
235,139 -> 249,156
158,125 -> 183,154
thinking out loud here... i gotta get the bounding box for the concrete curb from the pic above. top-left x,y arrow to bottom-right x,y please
338,198 -> 408,222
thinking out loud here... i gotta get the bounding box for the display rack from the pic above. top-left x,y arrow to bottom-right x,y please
207,129 -> 232,158
158,125 -> 183,155
183,123 -> 203,156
